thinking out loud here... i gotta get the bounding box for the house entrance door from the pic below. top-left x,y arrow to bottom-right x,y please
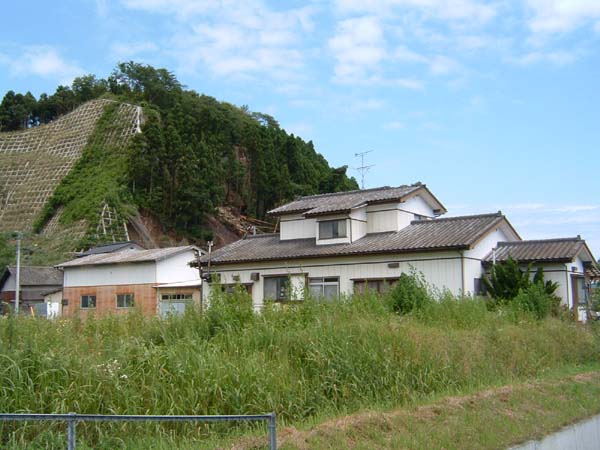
571,275 -> 588,322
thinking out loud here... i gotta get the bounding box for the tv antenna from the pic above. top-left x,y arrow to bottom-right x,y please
354,150 -> 374,189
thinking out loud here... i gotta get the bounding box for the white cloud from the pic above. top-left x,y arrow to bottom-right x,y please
526,0 -> 600,34
334,0 -> 497,23
110,42 -> 159,60
393,47 -> 461,76
1,46 -> 84,85
350,98 -> 386,112
121,0 -> 315,83
394,46 -> 428,63
384,120 -> 405,129
429,55 -> 461,75
329,16 -> 386,84
284,121 -> 314,138
395,78 -> 425,89
511,50 -> 579,66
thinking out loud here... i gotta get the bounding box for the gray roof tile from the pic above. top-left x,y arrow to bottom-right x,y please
268,183 -> 444,217
204,213 -> 505,265
79,241 -> 143,256
483,238 -> 590,264
5,266 -> 63,286
58,246 -> 198,268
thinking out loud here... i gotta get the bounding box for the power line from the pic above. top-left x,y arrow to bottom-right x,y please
354,150 -> 374,190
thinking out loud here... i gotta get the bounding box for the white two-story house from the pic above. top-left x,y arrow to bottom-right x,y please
201,183 -> 523,308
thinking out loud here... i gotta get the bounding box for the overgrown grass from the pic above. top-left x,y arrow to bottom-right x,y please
0,291 -> 598,448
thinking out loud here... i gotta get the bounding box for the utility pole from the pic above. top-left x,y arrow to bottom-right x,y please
354,150 -> 374,190
14,232 -> 21,315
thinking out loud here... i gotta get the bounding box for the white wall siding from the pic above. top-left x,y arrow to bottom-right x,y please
367,208 -> 399,233
204,251 -> 464,308
465,228 -> 510,260
44,290 -> 63,318
350,207 -> 367,241
459,227 -> 512,295
156,250 -> 200,284
63,262 -> 156,287
280,214 -> 317,240
398,210 -> 414,230
401,195 -> 435,218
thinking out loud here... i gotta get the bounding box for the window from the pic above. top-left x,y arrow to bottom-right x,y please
309,277 -> 340,301
161,293 -> 193,301
319,220 -> 347,240
264,276 -> 290,301
116,293 -> 134,308
81,295 -> 96,309
473,278 -> 486,296
353,278 -> 398,295
220,284 -> 252,295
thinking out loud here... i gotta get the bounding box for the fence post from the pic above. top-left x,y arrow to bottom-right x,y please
268,413 -> 277,450
67,412 -> 77,450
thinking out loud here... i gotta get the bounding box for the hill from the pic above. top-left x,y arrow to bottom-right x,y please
0,63 -> 358,264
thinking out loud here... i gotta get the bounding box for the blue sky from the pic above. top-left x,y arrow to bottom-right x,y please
1,0 -> 599,256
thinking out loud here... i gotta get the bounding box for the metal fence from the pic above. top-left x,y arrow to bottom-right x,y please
0,412 -> 277,450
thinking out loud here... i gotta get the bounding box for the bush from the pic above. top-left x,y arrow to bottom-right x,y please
414,292 -> 492,329
388,272 -> 432,314
512,283 -> 561,320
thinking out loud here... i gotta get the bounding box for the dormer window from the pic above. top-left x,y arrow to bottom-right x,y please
319,219 -> 347,239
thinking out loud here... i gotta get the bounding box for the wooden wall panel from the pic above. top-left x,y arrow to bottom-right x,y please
62,283 -> 157,317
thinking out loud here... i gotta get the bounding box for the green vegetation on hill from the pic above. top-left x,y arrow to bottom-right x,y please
33,102 -> 136,248
1,62 -> 358,244
0,290 -> 597,448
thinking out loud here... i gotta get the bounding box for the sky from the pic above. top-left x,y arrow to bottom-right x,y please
1,0 -> 599,256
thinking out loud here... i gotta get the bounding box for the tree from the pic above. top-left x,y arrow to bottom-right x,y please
0,91 -> 37,131
483,257 -> 559,303
72,75 -> 108,104
482,256 -> 531,300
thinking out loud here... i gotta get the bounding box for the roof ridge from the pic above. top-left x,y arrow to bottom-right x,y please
245,233 -> 280,239
288,183 -> 422,201
412,212 -> 502,224
497,237 -> 582,245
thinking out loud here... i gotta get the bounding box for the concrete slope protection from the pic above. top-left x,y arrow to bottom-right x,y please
0,100 -> 140,234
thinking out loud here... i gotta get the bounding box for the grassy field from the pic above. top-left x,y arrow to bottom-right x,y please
274,365 -> 600,449
0,291 -> 599,448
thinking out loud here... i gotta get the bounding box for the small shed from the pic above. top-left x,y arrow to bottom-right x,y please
0,266 -> 63,316
483,237 -> 597,321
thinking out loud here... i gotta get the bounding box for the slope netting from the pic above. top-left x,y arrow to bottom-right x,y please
0,99 -> 141,234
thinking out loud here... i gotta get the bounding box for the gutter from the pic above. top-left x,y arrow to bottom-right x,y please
459,250 -> 466,294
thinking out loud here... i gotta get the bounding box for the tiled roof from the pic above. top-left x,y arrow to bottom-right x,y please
58,246 -> 198,268
268,183 -> 445,217
203,213 -> 506,265
587,266 -> 600,279
78,241 -> 143,256
4,266 -> 63,286
483,238 -> 589,264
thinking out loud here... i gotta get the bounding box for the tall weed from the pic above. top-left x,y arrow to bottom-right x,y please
0,291 -> 597,447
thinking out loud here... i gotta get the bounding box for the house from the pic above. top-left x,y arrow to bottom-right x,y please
0,266 -> 64,316
483,237 -> 597,321
57,246 -> 202,317
200,183 -> 522,309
